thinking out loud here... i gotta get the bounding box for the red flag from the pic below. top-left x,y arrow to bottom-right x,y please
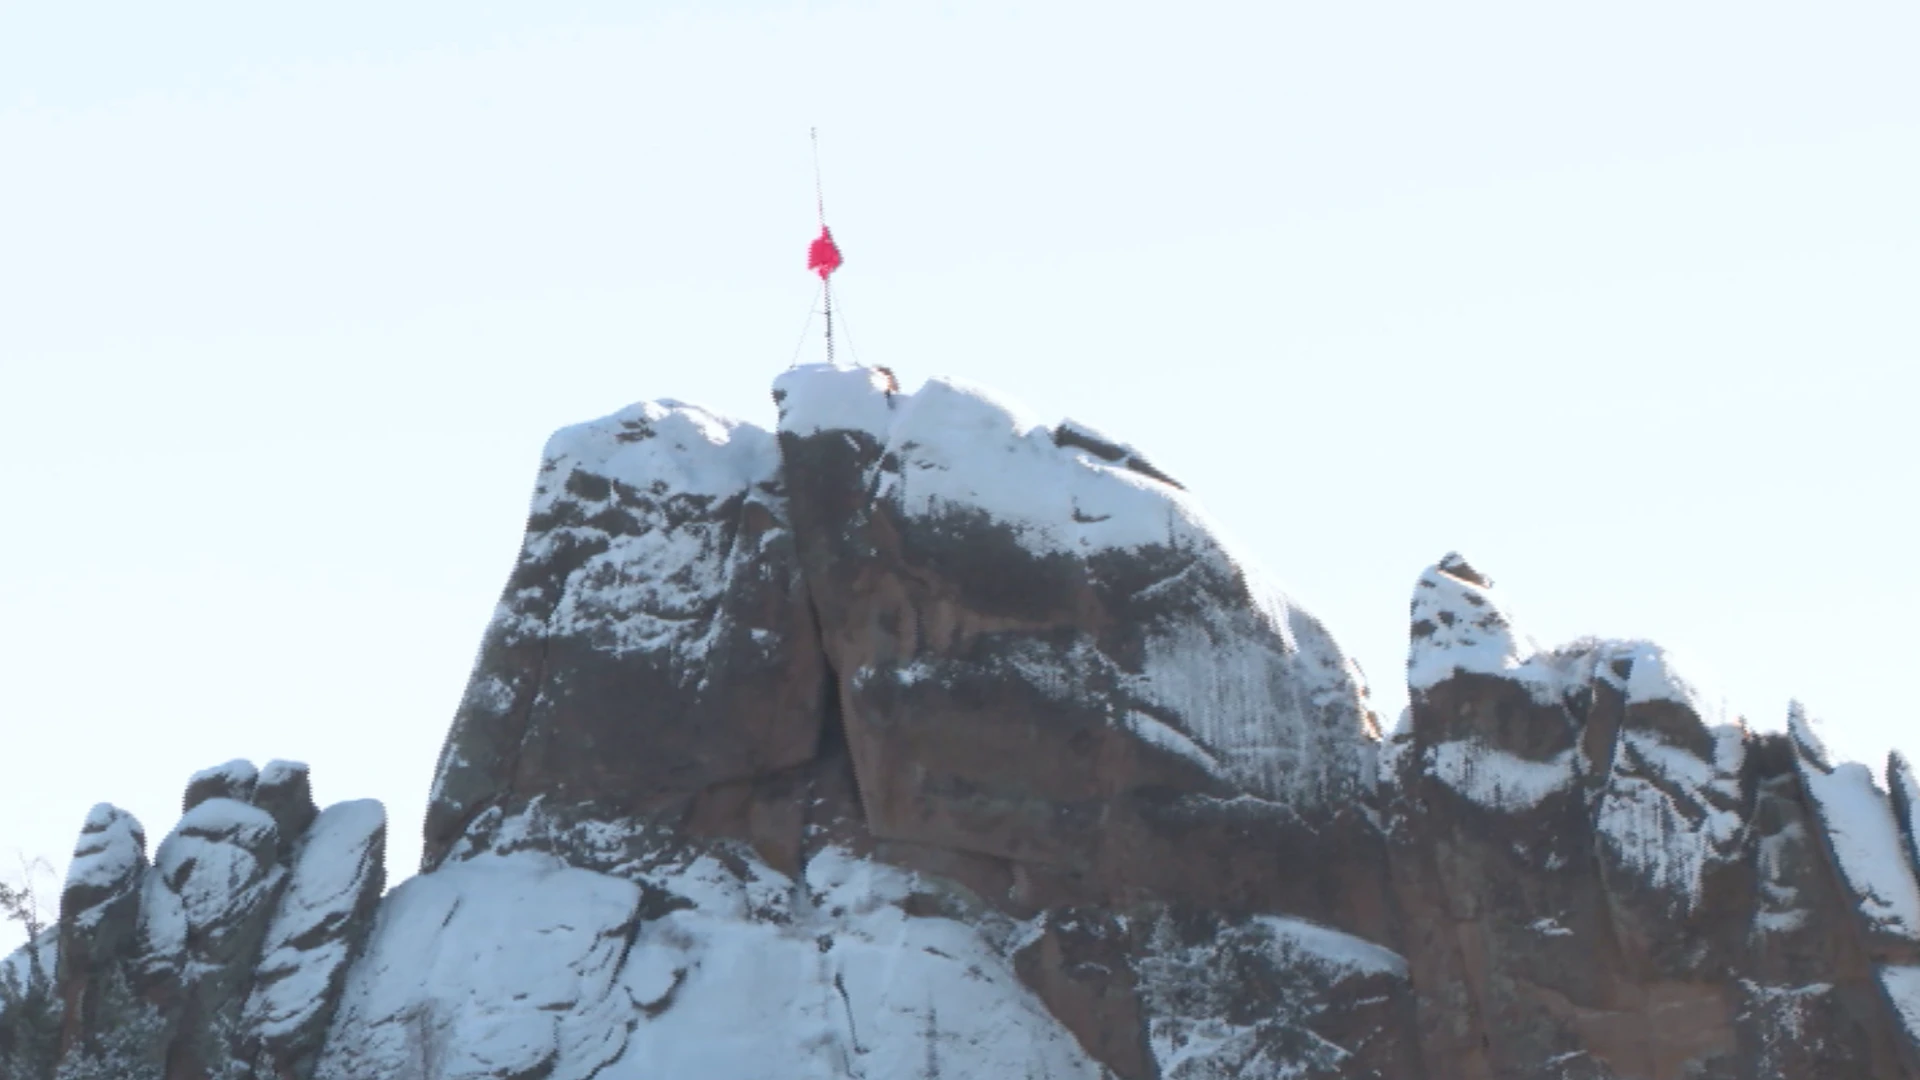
808,225 -> 842,280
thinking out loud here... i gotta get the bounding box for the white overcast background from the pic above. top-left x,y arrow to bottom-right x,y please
3,1 -> 1917,950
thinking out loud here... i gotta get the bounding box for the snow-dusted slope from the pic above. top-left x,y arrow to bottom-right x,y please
316,847 -> 1103,1080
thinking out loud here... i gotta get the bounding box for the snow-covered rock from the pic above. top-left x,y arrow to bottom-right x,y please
1588,643 -> 1749,973
244,798 -> 386,1077
774,363 -> 1384,933
1884,965 -> 1920,1050
317,847 -> 1104,1080
424,398 -> 825,871
253,759 -> 320,857
1407,553 -> 1543,697
60,804 -> 147,930
1392,554 -> 1920,1077
1136,912 -> 1413,1079
185,758 -> 260,810
1892,752 -> 1920,899
1793,719 -> 1920,954
25,370 -> 1920,1080
33,761 -> 390,1080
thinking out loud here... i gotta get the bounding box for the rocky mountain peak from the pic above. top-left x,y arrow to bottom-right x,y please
7,364 -> 1919,1079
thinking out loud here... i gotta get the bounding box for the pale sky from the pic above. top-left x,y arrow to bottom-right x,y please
3,1 -> 1917,952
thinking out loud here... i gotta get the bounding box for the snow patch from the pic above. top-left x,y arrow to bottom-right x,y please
777,363 -> 1376,808
538,399 -> 779,512
1136,911 -> 1406,1078
259,759 -> 309,789
1125,710 -> 1224,775
772,363 -> 899,438
1880,964 -> 1920,1045
63,804 -> 147,923
245,799 -> 386,1045
1796,755 -> 1920,944
319,847 -> 1102,1080
1125,588 -> 1374,802
1787,700 -> 1833,770
1620,642 -> 1732,724
317,851 -> 642,1080
1890,753 -> 1920,882
1593,723 -> 1746,911
157,798 -> 281,926
883,376 -> 1203,556
1407,556 -> 1545,697
1427,741 -> 1575,812
1253,915 -> 1407,978
189,758 -> 259,797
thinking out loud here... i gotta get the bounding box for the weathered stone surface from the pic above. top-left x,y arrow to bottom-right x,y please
1390,554 -> 1920,1080
422,400 -> 826,871
139,797 -> 287,1079
9,762 -> 388,1080
183,759 -> 260,813
23,368 -> 1920,1079
243,799 -> 386,1080
54,804 -> 149,1062
772,365 -> 1387,929
1893,752 -> 1920,896
253,760 -> 320,859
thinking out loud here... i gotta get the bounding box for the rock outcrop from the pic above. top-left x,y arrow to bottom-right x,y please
8,363 -> 1920,1079
8,762 -> 385,1080
423,398 -> 826,869
1386,555 -> 1920,1078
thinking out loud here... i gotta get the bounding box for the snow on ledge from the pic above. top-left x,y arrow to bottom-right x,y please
1795,739 -> 1920,945
63,804 -> 147,923
1880,965 -> 1920,1045
775,363 -> 1208,558
1788,700 -> 1834,771
1427,741 -> 1577,812
1892,753 -> 1920,883
1407,558 -> 1741,732
1254,915 -> 1408,979
1618,641 -> 1735,726
258,759 -> 310,789
771,362 -> 898,438
536,399 -> 779,516
1407,554 -> 1546,698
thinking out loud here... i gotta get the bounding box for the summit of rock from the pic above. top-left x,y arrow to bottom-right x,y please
8,365 -> 1919,1080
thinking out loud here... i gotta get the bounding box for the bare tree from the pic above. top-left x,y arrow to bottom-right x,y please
1,854 -> 55,991
0,853 -> 59,1080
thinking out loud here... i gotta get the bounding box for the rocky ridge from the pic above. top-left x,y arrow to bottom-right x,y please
4,363 -> 1918,1079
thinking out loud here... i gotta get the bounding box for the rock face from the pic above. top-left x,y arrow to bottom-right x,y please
7,761 -> 385,1080
1387,556 -> 1920,1078
10,363 -> 1920,1079
423,399 -> 826,869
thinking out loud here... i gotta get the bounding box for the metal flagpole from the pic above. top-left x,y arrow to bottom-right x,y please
813,128 -> 834,365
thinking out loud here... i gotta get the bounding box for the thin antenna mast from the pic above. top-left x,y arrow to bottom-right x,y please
804,128 -> 846,366
812,127 -> 834,365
